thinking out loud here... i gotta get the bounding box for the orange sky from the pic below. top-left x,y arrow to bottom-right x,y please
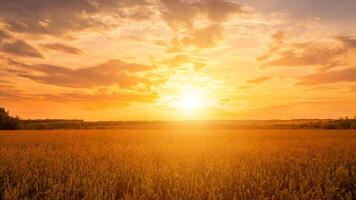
0,0 -> 355,120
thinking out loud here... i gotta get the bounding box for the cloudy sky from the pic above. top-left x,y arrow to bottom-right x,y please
0,0 -> 355,120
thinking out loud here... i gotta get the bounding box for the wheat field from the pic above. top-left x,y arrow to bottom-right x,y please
0,129 -> 355,200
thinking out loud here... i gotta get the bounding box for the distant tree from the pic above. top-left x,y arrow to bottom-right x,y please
0,107 -> 23,130
351,122 -> 356,129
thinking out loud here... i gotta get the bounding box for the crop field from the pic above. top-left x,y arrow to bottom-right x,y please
0,129 -> 355,200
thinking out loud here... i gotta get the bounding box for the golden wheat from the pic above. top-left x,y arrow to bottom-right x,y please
0,129 -> 355,200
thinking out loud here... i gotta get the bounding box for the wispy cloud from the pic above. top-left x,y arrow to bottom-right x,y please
246,76 -> 272,84
298,68 -> 356,85
258,33 -> 356,71
161,0 -> 247,50
0,0 -> 150,36
1,40 -> 43,58
7,59 -> 155,88
41,43 -> 82,55
0,28 -> 43,58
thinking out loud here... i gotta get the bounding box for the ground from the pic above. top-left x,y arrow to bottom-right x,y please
0,129 -> 355,199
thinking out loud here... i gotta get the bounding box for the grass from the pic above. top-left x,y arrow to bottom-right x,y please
0,129 -> 355,199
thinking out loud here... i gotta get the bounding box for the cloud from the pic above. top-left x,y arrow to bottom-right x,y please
258,33 -> 356,70
234,99 -> 356,119
0,40 -> 43,58
0,29 -> 12,41
35,89 -> 158,109
0,79 -> 10,84
165,24 -> 224,51
160,0 -> 246,49
0,72 -> 158,107
246,76 -> 272,84
160,0 -> 244,29
256,31 -> 285,62
298,68 -> 356,85
252,0 -> 356,23
0,27 -> 44,58
0,85 -> 158,109
162,54 -> 192,67
0,0 -> 150,36
41,43 -> 82,54
0,85 -> 27,101
161,54 -> 206,70
237,84 -> 252,90
0,0 -> 246,50
182,23 -> 223,48
55,90 -> 157,105
8,59 -> 155,88
350,86 -> 356,92
336,36 -> 356,48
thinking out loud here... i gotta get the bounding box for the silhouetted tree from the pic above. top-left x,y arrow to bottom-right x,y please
0,107 -> 22,130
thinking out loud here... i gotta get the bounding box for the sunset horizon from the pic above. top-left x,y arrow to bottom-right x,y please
0,0 -> 355,121
0,1 -> 355,199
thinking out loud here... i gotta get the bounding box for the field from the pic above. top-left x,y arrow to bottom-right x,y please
0,129 -> 355,200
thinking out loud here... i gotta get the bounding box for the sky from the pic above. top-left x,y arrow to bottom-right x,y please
0,0 -> 355,120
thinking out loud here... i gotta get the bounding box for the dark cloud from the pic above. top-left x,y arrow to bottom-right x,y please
41,43 -> 82,54
336,36 -> 356,48
0,40 -> 43,58
0,28 -> 44,58
298,68 -> 356,85
0,0 -> 149,36
7,59 -> 155,88
246,76 -> 272,84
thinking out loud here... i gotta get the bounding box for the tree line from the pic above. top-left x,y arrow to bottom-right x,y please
0,106 -> 356,130
0,107 -> 22,130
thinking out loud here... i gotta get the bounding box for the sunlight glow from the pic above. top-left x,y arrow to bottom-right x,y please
172,85 -> 213,116
178,91 -> 202,110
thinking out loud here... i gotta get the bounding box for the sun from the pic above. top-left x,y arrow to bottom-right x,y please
175,86 -> 207,112
159,84 -> 213,116
179,91 -> 201,110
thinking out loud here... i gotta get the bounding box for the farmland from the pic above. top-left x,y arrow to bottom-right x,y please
0,129 -> 355,199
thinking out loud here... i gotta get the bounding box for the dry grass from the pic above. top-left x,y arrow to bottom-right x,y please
0,129 -> 355,200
